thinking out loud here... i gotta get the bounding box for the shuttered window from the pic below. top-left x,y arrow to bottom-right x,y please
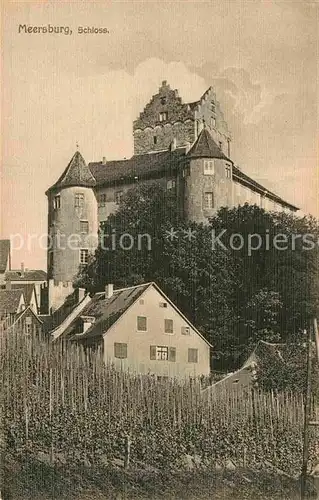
164,319 -> 174,334
114,343 -> 127,359
137,316 -> 147,331
188,348 -> 198,363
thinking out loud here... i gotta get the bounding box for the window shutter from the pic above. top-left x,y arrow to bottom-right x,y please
188,348 -> 198,363
114,342 -> 127,359
168,347 -> 176,362
150,345 -> 156,360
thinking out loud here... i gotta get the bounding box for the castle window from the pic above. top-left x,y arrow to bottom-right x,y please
25,316 -> 32,336
219,141 -> 223,150
203,192 -> 214,209
211,102 -> 216,113
98,193 -> 107,207
53,195 -> 61,209
211,117 -> 216,128
153,135 -> 157,145
159,112 -> 168,122
80,221 -> 89,233
167,179 -> 176,190
183,165 -> 190,177
79,249 -> 89,265
204,160 -> 214,175
115,191 -> 123,204
75,193 -> 84,208
160,96 -> 167,105
225,164 -> 232,178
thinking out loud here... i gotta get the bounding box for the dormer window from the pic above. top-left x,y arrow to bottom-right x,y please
204,160 -> 214,175
159,112 -> 168,122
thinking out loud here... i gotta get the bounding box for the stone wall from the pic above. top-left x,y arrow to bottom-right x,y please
134,121 -> 195,155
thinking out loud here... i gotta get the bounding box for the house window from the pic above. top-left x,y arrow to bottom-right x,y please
25,316 -> 32,336
115,191 -> 123,205
203,192 -> 214,209
75,193 -> 84,208
164,319 -> 174,334
114,342 -> 127,359
137,315 -> 147,331
150,345 -> 176,362
80,221 -> 89,233
188,348 -> 198,363
181,326 -> 190,335
153,136 -> 157,145
159,302 -> 167,308
53,195 -> 61,209
167,179 -> 176,190
225,164 -> 232,178
98,193 -> 107,207
204,160 -> 214,175
139,299 -> 145,305
159,112 -> 168,122
211,117 -> 216,128
79,249 -> 89,264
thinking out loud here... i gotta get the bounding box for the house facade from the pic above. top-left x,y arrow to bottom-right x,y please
45,81 -> 298,310
51,282 -> 211,379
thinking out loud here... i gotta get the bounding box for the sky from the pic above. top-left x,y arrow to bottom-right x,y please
1,0 -> 318,270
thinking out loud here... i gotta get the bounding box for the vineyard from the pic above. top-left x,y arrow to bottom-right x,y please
1,326 -> 318,498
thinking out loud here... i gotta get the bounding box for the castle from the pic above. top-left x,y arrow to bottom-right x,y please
46,81 -> 298,311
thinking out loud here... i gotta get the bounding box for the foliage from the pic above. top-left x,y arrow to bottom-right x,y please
76,185 -> 319,372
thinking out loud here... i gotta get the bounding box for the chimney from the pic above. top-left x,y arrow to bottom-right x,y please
21,262 -> 25,277
76,287 -> 86,303
80,315 -> 95,333
105,284 -> 114,298
170,138 -> 177,151
102,157 -> 107,165
6,280 -> 11,291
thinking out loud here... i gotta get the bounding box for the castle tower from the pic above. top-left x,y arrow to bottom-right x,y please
46,150 -> 98,288
182,126 -> 234,223
133,81 -> 231,156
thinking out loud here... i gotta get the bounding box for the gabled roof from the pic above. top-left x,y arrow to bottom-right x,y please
5,270 -> 47,282
11,284 -> 37,305
0,289 -> 25,314
0,240 -> 10,273
12,305 -> 43,325
47,150 -> 96,193
89,147 -> 186,187
186,127 -> 230,161
64,283 -> 150,340
59,281 -> 212,347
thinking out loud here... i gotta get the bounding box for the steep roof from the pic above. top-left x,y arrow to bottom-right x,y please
63,283 -> 151,341
47,150 -> 96,193
11,284 -> 37,305
89,147 -> 186,187
5,270 -> 47,282
232,166 -> 298,211
186,127 -> 230,160
0,240 -> 10,273
0,289 -> 24,314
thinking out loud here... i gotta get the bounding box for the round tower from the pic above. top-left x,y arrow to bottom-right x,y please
183,126 -> 234,223
46,150 -> 98,284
